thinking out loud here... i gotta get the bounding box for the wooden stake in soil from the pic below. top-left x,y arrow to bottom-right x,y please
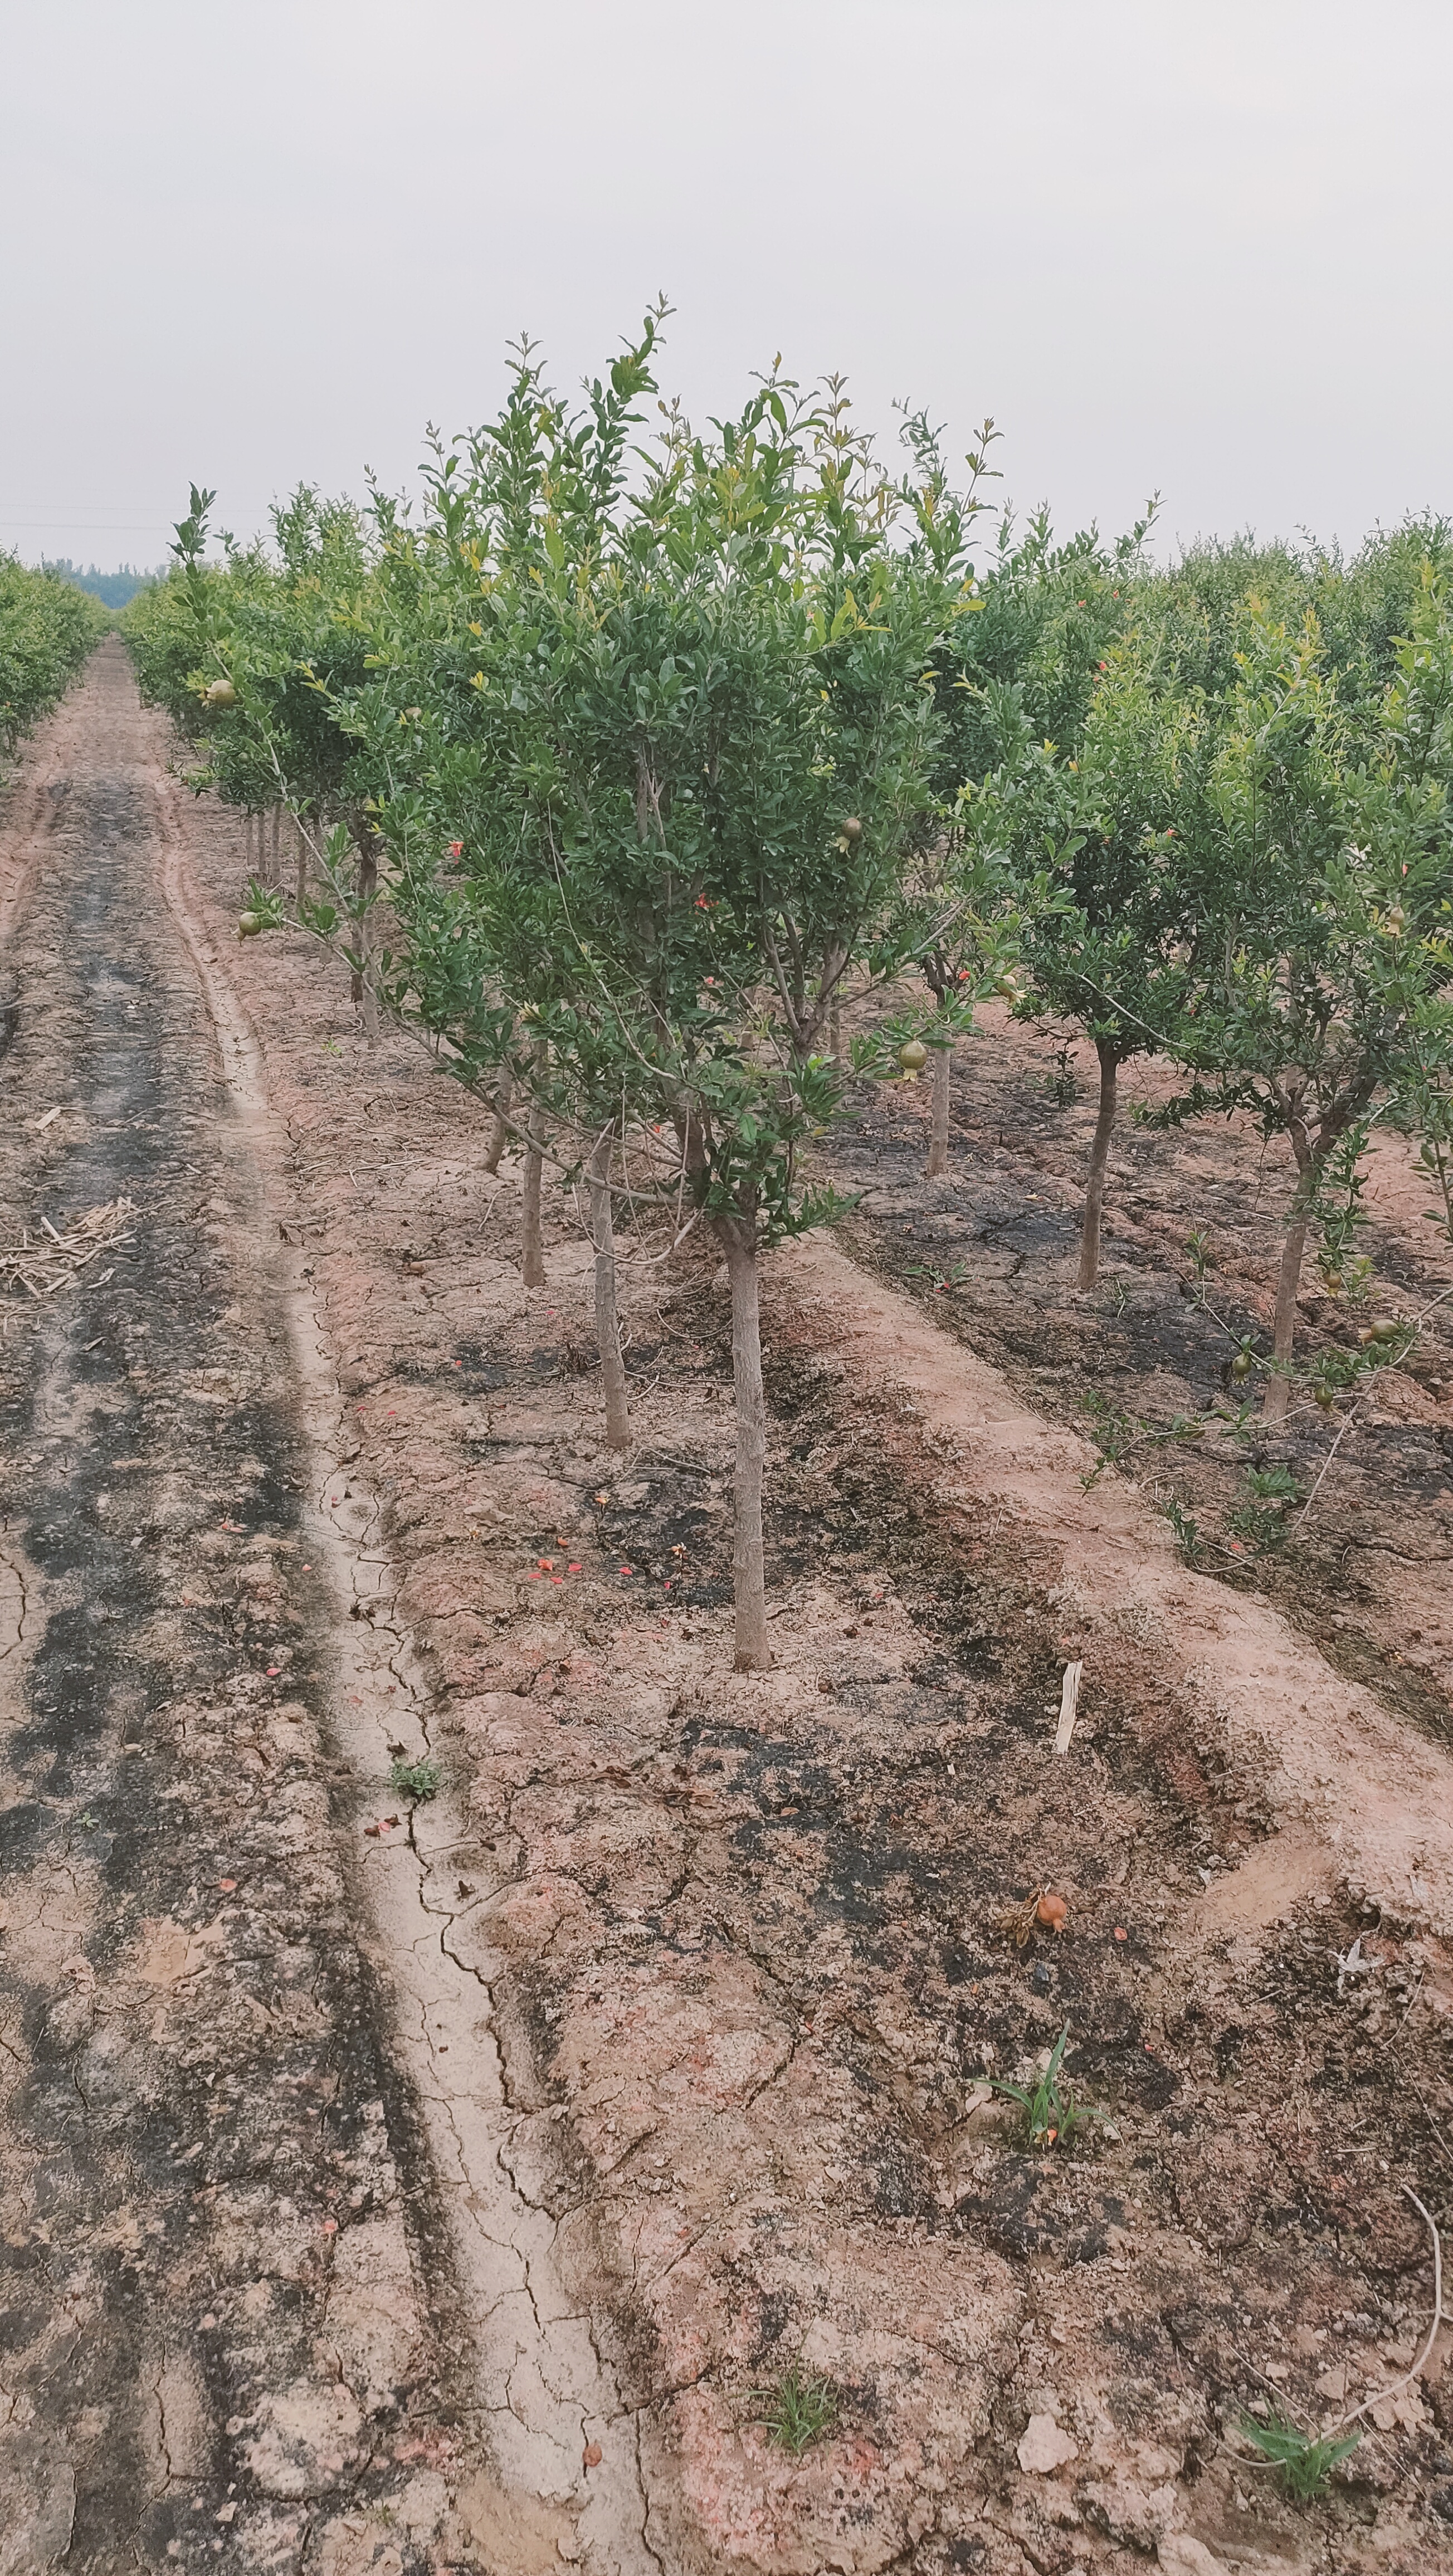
1054,1660 -> 1083,1754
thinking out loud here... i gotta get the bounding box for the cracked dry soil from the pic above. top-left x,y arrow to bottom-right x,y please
5,645 -> 1453,2576
0,645 -> 651,2576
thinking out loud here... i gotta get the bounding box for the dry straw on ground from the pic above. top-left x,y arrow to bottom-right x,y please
0,1194 -> 134,1298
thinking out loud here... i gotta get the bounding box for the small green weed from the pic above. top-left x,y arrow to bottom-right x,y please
1245,1464 -> 1299,1502
389,1755 -> 441,1801
753,2367 -> 838,2456
905,1257 -> 969,1294
1226,1463 -> 1301,1553
1081,1391 -> 1138,1486
1239,2409 -> 1361,2501
990,2028 -> 1105,2150
1185,1229 -> 1213,1300
1043,1044 -> 1079,1109
1163,1497 -> 1200,1565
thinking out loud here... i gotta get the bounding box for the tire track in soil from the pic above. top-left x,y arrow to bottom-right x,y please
0,644 -> 656,2576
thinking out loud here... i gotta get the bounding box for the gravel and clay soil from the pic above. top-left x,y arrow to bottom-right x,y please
3,643 -> 1452,2576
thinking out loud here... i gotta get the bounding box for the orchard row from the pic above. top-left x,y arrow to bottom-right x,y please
0,559 -> 108,758
119,315 -> 1453,1658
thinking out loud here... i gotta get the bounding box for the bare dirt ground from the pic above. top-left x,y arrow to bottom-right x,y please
3,645 -> 1452,2575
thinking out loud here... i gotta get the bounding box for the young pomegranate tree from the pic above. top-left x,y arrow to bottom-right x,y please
854,819 -> 1028,1178
969,644 -> 1217,1286
348,322 -> 978,1665
129,485 -> 393,1018
1171,593 -> 1453,1420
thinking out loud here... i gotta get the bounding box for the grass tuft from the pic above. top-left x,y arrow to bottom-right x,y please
1239,2409 -> 1361,2501
389,1755 -> 441,1801
990,2027 -> 1106,2151
753,2367 -> 838,2456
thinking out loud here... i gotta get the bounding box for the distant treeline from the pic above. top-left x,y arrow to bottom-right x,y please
43,559 -> 163,608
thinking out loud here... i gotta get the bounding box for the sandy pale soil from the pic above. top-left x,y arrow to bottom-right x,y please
2,644 -> 1451,2574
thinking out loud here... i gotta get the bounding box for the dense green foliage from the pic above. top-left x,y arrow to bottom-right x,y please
0,557 -> 108,755
121,325 -> 1453,1633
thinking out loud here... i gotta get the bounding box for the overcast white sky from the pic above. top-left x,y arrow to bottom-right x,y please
4,1 -> 1451,570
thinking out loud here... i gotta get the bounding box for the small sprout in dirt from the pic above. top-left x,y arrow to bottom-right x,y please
1081,1391 -> 1138,1485
1227,1464 -> 1300,1553
905,1257 -> 968,1294
1105,1274 -> 1130,1318
1043,1043 -> 1079,1109
1163,1497 -> 1200,1565
753,2367 -> 838,2456
389,1755 -> 441,1801
990,2027 -> 1106,2151
1238,2409 -> 1362,2502
1166,1409 -> 1207,1443
1185,1228 -> 1213,1296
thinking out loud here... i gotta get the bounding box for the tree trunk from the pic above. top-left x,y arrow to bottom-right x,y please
521,1043 -> 547,1288
830,989 -> 842,1064
589,1131 -> 631,1450
294,813 -> 307,906
715,1206 -> 771,1672
243,809 -> 254,881
1264,1146 -> 1318,1424
353,850 -> 373,1041
927,1026 -> 952,1178
270,802 -> 281,888
352,830 -> 379,1041
483,1071 -> 512,1175
1077,1042 -> 1120,1291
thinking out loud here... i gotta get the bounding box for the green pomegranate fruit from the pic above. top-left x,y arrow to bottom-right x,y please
237,912 -> 263,938
206,677 -> 237,708
898,1039 -> 929,1074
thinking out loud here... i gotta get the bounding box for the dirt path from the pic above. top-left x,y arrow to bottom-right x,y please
0,645 -> 654,2575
